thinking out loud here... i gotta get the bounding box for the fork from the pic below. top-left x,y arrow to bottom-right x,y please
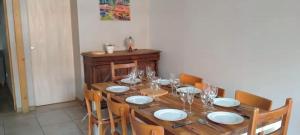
198,118 -> 225,132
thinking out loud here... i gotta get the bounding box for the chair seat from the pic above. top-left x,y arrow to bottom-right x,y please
115,124 -> 132,135
92,108 -> 120,122
92,108 -> 108,120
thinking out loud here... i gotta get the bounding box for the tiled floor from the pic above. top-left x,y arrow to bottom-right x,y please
0,101 -> 88,135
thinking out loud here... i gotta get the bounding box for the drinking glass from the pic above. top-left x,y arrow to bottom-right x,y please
150,77 -> 160,101
146,66 -> 151,73
207,85 -> 218,111
179,89 -> 187,112
187,88 -> 195,115
200,90 -> 209,115
169,73 -> 176,95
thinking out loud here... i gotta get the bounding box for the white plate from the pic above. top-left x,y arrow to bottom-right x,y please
207,112 -> 244,125
121,78 -> 141,84
157,79 -> 171,85
177,86 -> 200,94
125,96 -> 153,105
213,98 -> 240,107
154,109 -> 187,121
106,86 -> 129,93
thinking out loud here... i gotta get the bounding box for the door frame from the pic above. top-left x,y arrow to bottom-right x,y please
2,0 -> 17,111
3,0 -> 29,112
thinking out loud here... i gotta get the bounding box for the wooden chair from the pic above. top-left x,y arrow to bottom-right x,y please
235,90 -> 272,111
195,82 -> 225,97
84,89 -> 110,135
107,94 -> 130,135
130,110 -> 164,135
179,73 -> 202,86
111,60 -> 138,81
248,98 -> 292,135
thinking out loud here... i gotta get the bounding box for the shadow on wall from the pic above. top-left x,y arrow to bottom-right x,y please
0,50 -> 5,86
0,0 -> 6,86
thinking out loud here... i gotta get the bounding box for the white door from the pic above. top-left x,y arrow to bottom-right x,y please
27,0 -> 75,106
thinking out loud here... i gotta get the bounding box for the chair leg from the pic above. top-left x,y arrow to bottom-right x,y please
87,117 -> 93,135
98,124 -> 106,135
121,120 -> 127,135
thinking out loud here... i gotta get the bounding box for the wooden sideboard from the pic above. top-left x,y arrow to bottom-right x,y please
82,49 -> 161,88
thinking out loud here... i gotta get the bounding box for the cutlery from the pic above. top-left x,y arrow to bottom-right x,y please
197,118 -> 223,132
116,91 -> 137,96
234,108 -> 250,119
239,113 -> 250,119
172,121 -> 193,128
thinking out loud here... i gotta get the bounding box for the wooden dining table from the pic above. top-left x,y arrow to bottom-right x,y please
91,81 -> 279,135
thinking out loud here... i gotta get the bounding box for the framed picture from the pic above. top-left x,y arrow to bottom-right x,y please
99,0 -> 131,21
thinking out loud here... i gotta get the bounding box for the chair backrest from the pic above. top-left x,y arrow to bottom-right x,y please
84,89 -> 103,120
130,110 -> 164,135
179,73 -> 202,86
111,60 -> 138,81
107,94 -> 130,135
235,90 -> 272,111
195,82 -> 225,97
248,98 -> 292,135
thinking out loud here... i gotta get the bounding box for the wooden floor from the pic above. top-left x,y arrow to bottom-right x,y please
0,85 -> 14,113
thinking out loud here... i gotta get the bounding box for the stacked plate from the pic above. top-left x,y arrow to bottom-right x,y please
177,86 -> 200,94
157,79 -> 171,86
125,96 -> 153,105
106,86 -> 129,93
207,112 -> 244,125
121,78 -> 141,84
209,98 -> 244,125
154,109 -> 187,121
213,98 -> 240,107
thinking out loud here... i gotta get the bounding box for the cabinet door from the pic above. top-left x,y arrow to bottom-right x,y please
138,61 -> 158,74
93,65 -> 111,83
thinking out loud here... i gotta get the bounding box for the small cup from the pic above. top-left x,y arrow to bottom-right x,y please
105,45 -> 114,54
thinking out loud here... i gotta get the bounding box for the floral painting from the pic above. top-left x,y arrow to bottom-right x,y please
99,0 -> 131,21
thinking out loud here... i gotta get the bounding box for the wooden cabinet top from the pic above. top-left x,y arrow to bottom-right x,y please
81,49 -> 160,58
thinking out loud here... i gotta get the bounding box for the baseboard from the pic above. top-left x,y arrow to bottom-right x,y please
76,97 -> 83,102
16,106 -> 35,113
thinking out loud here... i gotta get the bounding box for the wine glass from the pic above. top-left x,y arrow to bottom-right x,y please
146,67 -> 155,81
138,69 -> 144,80
146,66 -> 152,78
127,68 -> 138,88
179,89 -> 187,112
187,87 -> 195,115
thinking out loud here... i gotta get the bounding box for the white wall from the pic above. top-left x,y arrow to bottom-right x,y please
150,0 -> 300,134
149,0 -> 185,76
76,0 -> 150,99
77,0 -> 150,52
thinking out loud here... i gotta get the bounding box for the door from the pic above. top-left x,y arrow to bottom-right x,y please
27,0 -> 75,106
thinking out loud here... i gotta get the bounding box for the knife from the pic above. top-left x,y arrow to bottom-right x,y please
172,121 -> 193,128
